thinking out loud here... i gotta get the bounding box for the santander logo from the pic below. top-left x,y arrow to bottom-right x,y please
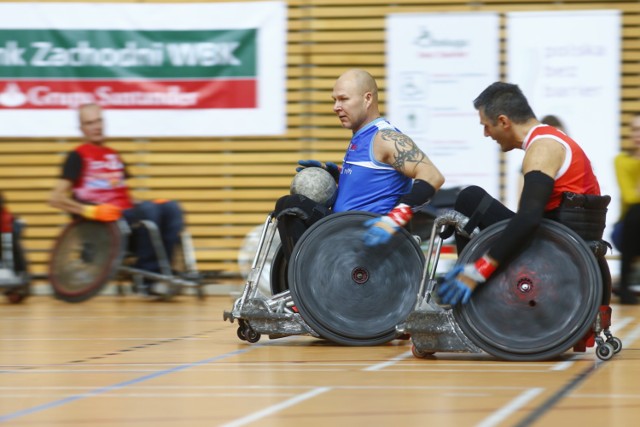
0,83 -> 27,107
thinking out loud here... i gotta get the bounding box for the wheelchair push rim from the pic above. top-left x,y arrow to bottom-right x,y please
48,220 -> 125,303
288,211 -> 424,346
453,219 -> 602,361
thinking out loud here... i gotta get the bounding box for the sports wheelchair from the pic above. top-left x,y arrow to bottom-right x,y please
48,218 -> 218,302
225,201 -> 621,361
0,203 -> 30,304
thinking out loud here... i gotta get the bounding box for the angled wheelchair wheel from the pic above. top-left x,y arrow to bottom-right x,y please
49,220 -> 126,303
453,219 -> 602,361
288,211 -> 424,346
270,244 -> 289,296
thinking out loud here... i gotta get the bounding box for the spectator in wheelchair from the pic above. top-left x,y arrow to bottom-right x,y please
612,113 -> 640,305
275,68 -> 445,260
48,103 -> 184,297
438,82 -> 610,305
1,192 -> 28,276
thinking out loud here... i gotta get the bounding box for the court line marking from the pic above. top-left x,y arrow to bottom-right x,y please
362,350 -> 415,370
611,316 -> 634,332
550,355 -> 580,371
220,387 -> 331,427
620,322 -> 640,346
513,363 -> 597,427
477,387 -> 544,427
0,361 -> 556,368
0,348 -> 253,423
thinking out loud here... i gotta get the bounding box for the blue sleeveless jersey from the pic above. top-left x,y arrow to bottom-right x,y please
332,118 -> 412,214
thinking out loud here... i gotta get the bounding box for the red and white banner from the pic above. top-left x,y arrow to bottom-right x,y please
0,2 -> 286,137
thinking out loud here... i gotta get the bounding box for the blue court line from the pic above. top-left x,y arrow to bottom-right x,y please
0,348 -> 251,423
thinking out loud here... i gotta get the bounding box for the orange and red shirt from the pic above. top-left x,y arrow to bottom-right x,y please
523,125 -> 600,210
62,143 -> 133,210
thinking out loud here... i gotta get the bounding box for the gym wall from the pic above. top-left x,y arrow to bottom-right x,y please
0,0 -> 638,290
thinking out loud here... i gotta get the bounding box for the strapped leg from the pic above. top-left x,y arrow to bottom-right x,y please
452,186 -> 514,253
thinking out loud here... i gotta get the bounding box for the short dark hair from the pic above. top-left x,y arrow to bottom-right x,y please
540,114 -> 565,130
473,82 -> 536,125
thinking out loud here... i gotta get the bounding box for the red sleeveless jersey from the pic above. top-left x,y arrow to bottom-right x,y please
72,143 -> 133,210
523,125 -> 600,211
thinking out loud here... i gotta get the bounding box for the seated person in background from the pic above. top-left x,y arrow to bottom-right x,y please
438,82 -> 605,305
275,68 -> 445,258
612,113 -> 640,305
540,114 -> 567,133
49,103 -> 184,296
0,192 -> 28,274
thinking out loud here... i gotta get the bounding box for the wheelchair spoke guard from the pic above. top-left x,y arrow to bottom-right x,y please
49,220 -> 125,303
288,211 -> 424,346
453,219 -> 602,361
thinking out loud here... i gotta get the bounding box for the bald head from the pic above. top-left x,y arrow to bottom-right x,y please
78,103 -> 105,145
332,69 -> 380,133
336,69 -> 378,102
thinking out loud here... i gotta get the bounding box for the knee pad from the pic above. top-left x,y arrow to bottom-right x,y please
454,186 -> 488,217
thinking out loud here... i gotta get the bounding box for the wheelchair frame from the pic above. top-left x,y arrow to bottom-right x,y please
226,209 -> 622,361
49,218 -> 218,302
406,212 -> 622,361
224,213 -> 320,343
0,221 -> 30,303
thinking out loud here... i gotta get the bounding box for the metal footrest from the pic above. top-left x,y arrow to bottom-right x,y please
406,308 -> 482,356
224,295 -> 319,341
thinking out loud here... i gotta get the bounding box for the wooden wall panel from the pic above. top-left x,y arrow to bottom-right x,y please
0,0 -> 638,286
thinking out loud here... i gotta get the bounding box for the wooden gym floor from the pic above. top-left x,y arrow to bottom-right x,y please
1,292 -> 639,427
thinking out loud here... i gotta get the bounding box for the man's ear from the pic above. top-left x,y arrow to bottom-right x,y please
497,114 -> 511,129
364,91 -> 373,106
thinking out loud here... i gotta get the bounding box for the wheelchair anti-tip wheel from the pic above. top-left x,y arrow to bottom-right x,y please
288,211 -> 424,346
453,219 -> 603,361
49,220 -> 125,303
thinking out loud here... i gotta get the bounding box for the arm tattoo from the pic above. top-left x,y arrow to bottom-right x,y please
379,129 -> 426,172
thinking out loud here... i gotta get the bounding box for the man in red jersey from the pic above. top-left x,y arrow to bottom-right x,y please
438,82 -> 605,305
49,103 -> 184,296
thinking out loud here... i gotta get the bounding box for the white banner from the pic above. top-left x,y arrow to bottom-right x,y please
0,2 -> 287,137
386,13 -> 501,197
506,10 -> 621,232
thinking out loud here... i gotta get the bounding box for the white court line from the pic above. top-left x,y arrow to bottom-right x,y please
221,387 -> 331,427
620,323 -> 640,346
0,385 -> 533,391
550,355 -> 580,371
611,316 -> 634,332
476,387 -> 544,427
549,316 -> 636,371
363,351 -> 413,371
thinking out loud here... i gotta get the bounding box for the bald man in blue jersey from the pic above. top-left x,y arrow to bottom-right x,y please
275,68 -> 444,258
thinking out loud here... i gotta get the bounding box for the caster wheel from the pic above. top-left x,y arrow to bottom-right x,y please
237,326 -> 247,341
411,344 -> 434,359
5,290 -> 27,304
607,337 -> 622,354
596,342 -> 615,361
245,328 -> 261,343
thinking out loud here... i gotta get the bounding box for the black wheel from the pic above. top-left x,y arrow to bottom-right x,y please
453,219 -> 602,361
411,344 -> 434,358
607,336 -> 622,354
245,328 -> 261,343
596,342 -> 614,361
49,221 -> 125,303
237,326 -> 247,341
288,211 -> 424,346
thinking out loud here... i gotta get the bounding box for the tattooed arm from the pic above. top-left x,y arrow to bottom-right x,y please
374,129 -> 444,189
361,128 -> 445,246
